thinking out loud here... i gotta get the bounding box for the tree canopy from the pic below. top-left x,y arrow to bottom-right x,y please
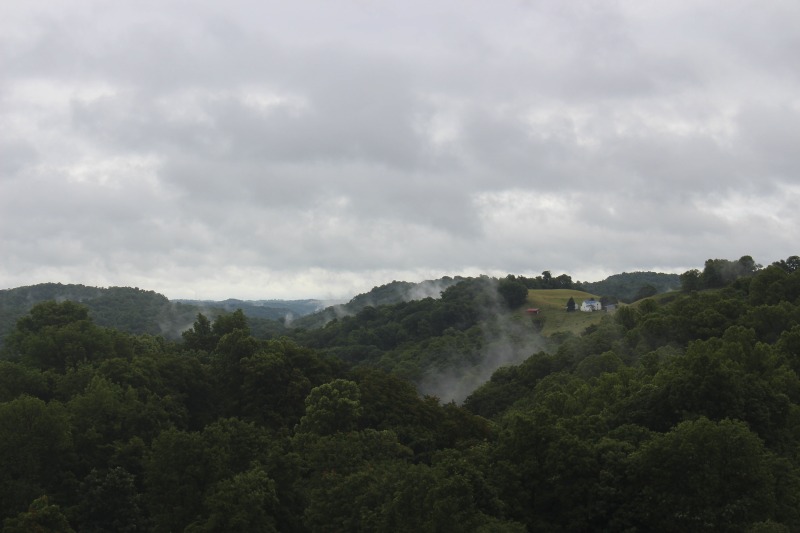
2,256 -> 800,531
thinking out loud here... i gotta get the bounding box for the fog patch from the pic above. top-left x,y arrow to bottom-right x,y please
168,319 -> 199,338
416,315 -> 546,404
299,277 -> 461,328
415,281 -> 546,404
406,278 -> 458,300
157,301 -> 210,339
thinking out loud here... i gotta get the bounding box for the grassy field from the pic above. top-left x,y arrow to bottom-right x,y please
520,289 -> 609,336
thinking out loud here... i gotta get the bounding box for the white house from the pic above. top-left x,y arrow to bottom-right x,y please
580,299 -> 602,312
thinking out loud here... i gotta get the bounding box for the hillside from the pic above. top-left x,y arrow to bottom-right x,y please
523,289 -> 607,335
0,272 -> 667,344
1,256 -> 800,531
291,277 -> 464,330
0,283 -> 202,344
0,285 -> 336,346
577,271 -> 680,302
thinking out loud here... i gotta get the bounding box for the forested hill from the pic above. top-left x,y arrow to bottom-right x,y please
576,271 -> 680,302
0,284 -> 202,344
2,255 -> 800,530
0,286 -> 337,346
287,276 -> 541,402
0,278 -> 463,345
290,277 -> 465,330
0,271 -> 673,344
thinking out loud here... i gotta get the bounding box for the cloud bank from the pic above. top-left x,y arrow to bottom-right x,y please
2,0 -> 798,299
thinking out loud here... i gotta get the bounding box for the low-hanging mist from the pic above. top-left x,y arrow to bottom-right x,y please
415,307 -> 547,404
395,275 -> 548,403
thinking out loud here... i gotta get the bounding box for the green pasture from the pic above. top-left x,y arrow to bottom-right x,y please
521,288 -> 609,336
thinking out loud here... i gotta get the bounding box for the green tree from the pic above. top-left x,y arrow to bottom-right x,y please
76,467 -> 146,533
198,418 -> 277,481
215,329 -> 259,367
182,313 -> 217,352
498,278 -> 529,308
0,396 -> 72,519
773,255 -> 800,273
0,360 -> 48,401
67,375 -> 171,468
5,301 -> 118,372
633,284 -> 658,301
749,265 -> 792,306
680,268 -> 703,292
621,418 -> 789,530
554,273 -> 574,289
297,379 -> 363,436
239,351 -> 312,427
3,495 -> 74,533
614,305 -> 638,330
702,259 -> 725,288
145,429 -> 214,533
14,300 -> 90,331
212,309 -> 249,337
493,407 -> 606,530
187,465 -> 279,533
738,255 -> 759,276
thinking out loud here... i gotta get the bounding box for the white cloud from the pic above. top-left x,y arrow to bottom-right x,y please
1,0 -> 798,298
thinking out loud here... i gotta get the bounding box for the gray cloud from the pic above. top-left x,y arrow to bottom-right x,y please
1,0 -> 798,299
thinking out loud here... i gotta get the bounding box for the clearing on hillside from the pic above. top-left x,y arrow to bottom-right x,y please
523,289 -> 609,336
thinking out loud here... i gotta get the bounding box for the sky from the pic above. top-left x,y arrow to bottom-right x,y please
2,0 -> 799,300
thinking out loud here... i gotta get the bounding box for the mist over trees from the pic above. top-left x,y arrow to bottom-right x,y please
2,255 -> 800,530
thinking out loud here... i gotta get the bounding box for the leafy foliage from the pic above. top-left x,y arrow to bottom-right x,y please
0,284 -> 201,345
291,277 -> 464,330
578,271 -> 681,302
1,255 -> 800,531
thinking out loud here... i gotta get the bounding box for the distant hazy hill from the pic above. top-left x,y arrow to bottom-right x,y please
174,298 -> 332,321
577,271 -> 680,302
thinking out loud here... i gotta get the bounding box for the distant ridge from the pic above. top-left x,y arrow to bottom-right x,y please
0,284 -> 339,344
174,298 -> 334,321
577,271 -> 680,302
290,277 -> 465,329
0,270 -> 680,343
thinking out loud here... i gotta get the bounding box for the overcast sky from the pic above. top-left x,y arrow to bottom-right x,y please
2,1 -> 798,300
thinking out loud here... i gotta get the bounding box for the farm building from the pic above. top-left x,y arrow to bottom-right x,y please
580,299 -> 602,312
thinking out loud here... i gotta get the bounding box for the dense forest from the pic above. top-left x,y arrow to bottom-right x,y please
2,255 -> 800,531
0,284 -> 201,344
576,271 -> 681,303
0,285 -> 331,346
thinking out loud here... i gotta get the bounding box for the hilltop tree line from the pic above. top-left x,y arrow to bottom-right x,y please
577,271 -> 681,303
0,284 -> 202,345
1,255 -> 800,530
0,270 -> 682,349
679,255 -> 769,292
